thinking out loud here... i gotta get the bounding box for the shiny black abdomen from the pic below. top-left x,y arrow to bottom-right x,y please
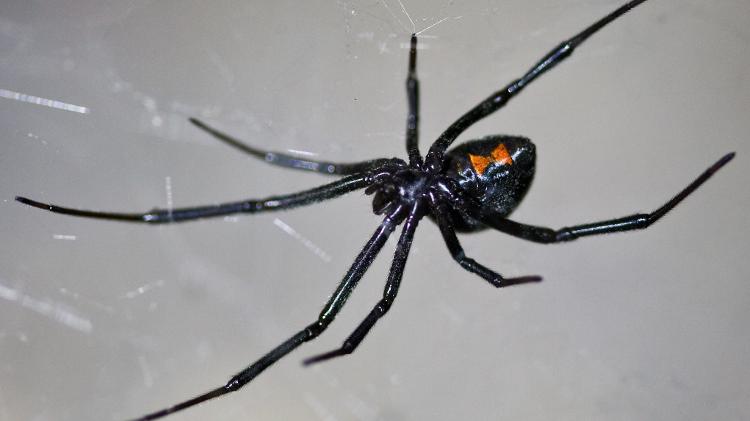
443,135 -> 536,231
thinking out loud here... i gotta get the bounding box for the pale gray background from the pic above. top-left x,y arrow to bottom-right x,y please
1,1 -> 748,420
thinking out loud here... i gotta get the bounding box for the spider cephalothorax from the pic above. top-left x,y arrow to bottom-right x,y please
366,134 -> 536,229
15,1 -> 733,420
366,166 -> 446,214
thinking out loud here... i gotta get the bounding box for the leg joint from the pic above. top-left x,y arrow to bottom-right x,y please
306,321 -> 329,338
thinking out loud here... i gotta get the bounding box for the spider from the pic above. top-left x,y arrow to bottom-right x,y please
16,0 -> 734,420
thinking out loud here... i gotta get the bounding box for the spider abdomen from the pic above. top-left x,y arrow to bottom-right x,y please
444,135 -> 536,231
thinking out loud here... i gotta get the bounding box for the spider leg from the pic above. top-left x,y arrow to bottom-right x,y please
481,153 -> 735,243
433,202 -> 541,287
190,117 -> 392,175
405,34 -> 422,167
303,202 -> 423,365
15,173 -> 369,224
129,207 -> 407,421
425,0 -> 650,169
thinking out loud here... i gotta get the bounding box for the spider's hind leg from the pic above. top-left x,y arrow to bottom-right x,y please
433,203 -> 542,287
425,0 -> 652,168
480,153 -> 735,243
404,34 -> 422,167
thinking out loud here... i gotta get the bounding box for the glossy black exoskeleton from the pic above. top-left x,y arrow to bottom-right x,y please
15,1 -> 734,420
444,136 -> 536,231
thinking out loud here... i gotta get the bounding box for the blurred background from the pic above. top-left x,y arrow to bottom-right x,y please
1,1 -> 748,420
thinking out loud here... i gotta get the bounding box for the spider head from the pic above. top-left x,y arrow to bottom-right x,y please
444,135 -> 536,219
367,183 -> 398,215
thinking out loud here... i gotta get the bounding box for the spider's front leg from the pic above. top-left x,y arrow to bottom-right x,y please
15,173 -> 371,223
189,117 -> 393,176
304,201 -> 423,365
129,206 -> 408,421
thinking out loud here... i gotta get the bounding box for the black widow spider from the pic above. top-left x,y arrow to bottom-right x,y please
16,0 -> 734,420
